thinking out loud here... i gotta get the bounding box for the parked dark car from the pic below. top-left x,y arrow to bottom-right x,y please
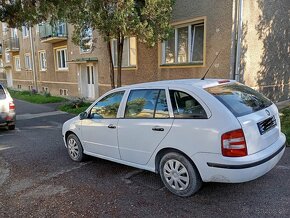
0,83 -> 16,130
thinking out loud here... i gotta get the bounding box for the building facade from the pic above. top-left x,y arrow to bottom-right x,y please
0,0 -> 289,102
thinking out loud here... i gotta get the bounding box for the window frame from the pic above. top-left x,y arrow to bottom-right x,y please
55,47 -> 68,71
111,37 -> 137,68
22,26 -> 29,38
39,51 -> 47,71
5,50 -> 10,63
80,27 -> 93,54
24,53 -> 32,70
160,19 -> 205,67
14,56 -> 21,71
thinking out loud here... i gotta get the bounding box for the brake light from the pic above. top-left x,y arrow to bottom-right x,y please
9,102 -> 15,110
221,129 -> 247,157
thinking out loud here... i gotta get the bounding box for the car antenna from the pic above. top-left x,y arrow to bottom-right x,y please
201,51 -> 221,80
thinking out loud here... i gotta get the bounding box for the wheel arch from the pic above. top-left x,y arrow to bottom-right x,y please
155,147 -> 200,174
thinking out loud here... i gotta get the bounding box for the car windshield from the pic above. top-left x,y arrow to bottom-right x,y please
0,86 -> 6,99
205,82 -> 272,117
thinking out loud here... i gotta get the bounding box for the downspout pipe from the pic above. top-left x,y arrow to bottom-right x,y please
29,27 -> 38,92
234,0 -> 243,81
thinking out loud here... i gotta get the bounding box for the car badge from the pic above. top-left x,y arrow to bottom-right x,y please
265,109 -> 270,116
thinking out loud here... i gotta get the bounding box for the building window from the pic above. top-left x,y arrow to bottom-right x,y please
17,84 -> 22,89
22,26 -> 29,38
80,27 -> 93,53
161,22 -> 205,65
11,28 -> 18,38
25,54 -> 32,70
55,48 -> 68,70
111,37 -> 137,68
60,88 -> 68,96
2,23 -> 7,35
42,87 -> 49,93
39,51 -> 47,71
5,51 -> 10,63
14,56 -> 21,71
28,85 -> 33,90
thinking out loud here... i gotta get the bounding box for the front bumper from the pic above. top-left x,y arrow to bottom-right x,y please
192,133 -> 286,183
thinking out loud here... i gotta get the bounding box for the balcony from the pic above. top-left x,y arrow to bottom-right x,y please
39,22 -> 68,43
3,37 -> 20,54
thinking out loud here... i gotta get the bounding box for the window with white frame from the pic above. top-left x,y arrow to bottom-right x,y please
14,56 -> 21,71
11,28 -> 18,38
25,54 -> 32,70
39,51 -> 47,71
111,37 -> 137,67
5,51 -> 10,63
22,26 -> 29,38
161,22 -> 204,65
80,27 -> 93,53
2,23 -> 7,35
55,48 -> 68,70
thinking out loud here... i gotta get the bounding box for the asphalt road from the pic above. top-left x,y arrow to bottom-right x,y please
0,99 -> 289,217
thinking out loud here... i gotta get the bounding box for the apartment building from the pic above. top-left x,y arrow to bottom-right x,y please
0,0 -> 289,102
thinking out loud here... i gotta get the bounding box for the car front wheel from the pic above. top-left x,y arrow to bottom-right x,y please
159,152 -> 202,197
67,134 -> 84,162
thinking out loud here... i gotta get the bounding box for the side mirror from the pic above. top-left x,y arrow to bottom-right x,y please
79,111 -> 88,120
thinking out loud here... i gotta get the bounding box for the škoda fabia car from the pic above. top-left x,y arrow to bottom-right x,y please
62,79 -> 286,197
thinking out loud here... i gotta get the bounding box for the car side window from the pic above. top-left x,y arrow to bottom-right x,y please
169,90 -> 207,119
125,89 -> 169,119
90,91 -> 125,119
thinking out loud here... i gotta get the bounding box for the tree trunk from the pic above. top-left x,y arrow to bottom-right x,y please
107,40 -> 115,89
117,36 -> 124,88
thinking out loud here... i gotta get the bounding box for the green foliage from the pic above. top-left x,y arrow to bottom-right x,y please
9,89 -> 66,104
280,107 -> 290,146
58,100 -> 91,115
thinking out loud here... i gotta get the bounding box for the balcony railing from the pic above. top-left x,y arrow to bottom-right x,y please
3,37 -> 20,53
39,22 -> 68,43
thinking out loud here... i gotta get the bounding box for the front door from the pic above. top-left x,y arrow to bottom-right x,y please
81,91 -> 125,159
6,70 -> 13,88
118,89 -> 174,165
86,65 -> 95,99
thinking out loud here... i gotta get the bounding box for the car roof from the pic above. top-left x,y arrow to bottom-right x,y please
114,79 -> 236,91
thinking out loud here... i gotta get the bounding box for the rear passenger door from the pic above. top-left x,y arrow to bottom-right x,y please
118,89 -> 174,165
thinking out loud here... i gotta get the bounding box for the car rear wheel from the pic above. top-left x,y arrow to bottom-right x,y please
67,134 -> 84,162
159,152 -> 202,197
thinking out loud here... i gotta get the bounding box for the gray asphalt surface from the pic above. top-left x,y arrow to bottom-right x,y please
0,100 -> 289,217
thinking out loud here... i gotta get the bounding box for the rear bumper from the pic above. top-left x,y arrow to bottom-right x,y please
192,133 -> 286,183
0,112 -> 16,126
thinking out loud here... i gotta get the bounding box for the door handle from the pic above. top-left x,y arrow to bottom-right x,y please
108,124 -> 116,129
152,127 -> 164,132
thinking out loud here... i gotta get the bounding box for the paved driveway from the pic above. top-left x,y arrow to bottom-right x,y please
0,100 -> 289,217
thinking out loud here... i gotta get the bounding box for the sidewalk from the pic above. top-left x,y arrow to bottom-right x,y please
276,99 -> 290,110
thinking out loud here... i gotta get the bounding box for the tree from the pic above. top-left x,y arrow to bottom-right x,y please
0,0 -> 175,89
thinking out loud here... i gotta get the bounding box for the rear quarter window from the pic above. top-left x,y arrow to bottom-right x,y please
0,85 -> 6,99
205,82 -> 272,117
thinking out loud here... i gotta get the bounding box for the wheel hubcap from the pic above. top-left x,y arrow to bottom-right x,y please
68,138 -> 79,159
163,159 -> 189,191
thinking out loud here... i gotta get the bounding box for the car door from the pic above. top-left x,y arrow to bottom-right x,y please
118,88 -> 174,165
81,91 -> 125,159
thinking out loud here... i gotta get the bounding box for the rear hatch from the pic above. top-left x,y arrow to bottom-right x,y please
205,82 -> 280,155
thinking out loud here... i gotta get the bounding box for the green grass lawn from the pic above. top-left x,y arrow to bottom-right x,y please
9,89 -> 66,104
58,102 -> 91,115
280,107 -> 290,146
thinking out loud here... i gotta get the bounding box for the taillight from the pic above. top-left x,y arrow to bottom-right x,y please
221,129 -> 247,157
9,102 -> 15,111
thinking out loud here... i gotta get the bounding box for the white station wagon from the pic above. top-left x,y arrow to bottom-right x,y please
62,79 -> 286,197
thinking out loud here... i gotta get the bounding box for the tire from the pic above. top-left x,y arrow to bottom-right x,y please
66,134 -> 84,162
7,125 -> 15,130
159,152 -> 202,197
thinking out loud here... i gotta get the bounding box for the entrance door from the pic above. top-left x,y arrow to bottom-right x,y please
6,70 -> 13,88
86,65 -> 95,99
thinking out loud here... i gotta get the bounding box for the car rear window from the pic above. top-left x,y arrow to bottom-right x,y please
0,85 -> 6,99
205,82 -> 272,117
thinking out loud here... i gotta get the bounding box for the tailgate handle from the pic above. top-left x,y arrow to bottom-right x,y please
152,127 -> 164,132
